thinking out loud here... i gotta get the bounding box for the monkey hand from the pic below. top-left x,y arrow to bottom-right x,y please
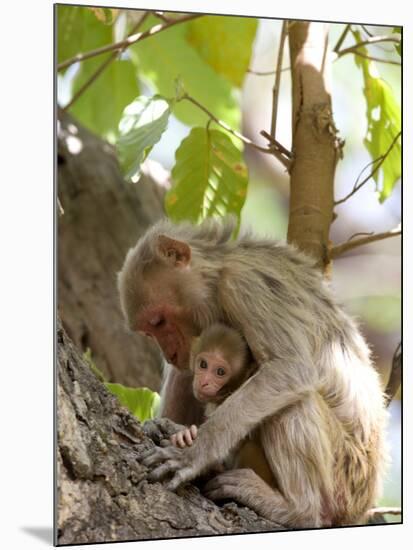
141,442 -> 207,491
170,425 -> 198,448
204,468 -> 275,515
142,418 -> 187,446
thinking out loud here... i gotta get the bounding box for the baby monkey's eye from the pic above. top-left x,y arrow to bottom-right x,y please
199,359 -> 208,369
216,367 -> 226,377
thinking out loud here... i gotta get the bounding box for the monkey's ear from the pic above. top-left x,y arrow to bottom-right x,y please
157,235 -> 191,267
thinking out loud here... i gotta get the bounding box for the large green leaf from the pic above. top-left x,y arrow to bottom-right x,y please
117,95 -> 171,181
186,16 -> 258,87
166,127 -> 248,224
352,30 -> 401,202
57,4 -> 139,141
129,17 -> 240,130
71,59 -> 139,143
105,383 -> 161,422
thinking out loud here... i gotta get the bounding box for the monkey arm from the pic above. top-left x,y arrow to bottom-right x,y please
142,266 -> 319,489
159,366 -> 205,425
142,362 -> 315,490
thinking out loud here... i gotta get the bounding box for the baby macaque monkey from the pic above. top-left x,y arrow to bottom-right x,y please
170,323 -> 275,486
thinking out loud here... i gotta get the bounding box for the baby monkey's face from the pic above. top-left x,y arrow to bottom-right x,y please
192,351 -> 233,403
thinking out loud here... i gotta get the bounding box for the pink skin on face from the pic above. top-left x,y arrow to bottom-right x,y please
136,304 -> 195,370
192,352 -> 231,402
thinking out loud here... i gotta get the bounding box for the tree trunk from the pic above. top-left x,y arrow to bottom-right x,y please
56,319 -> 283,544
287,22 -> 343,269
58,111 -> 165,389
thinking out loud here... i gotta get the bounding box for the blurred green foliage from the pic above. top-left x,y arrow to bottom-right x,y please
57,6 -> 401,227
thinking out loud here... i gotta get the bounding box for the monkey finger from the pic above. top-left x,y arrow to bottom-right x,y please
175,432 -> 187,448
203,473 -> 238,493
141,447 -> 170,467
160,438 -> 172,448
148,460 -> 181,482
189,425 -> 198,439
183,429 -> 194,446
165,467 -> 194,491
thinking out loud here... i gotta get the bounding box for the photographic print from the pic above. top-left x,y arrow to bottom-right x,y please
55,3 -> 402,545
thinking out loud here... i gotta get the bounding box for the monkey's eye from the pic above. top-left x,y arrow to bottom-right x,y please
199,359 -> 208,369
216,367 -> 226,377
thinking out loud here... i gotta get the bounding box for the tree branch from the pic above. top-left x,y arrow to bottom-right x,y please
336,35 -> 400,57
247,67 -> 290,75
260,130 -> 292,159
287,22 -> 341,266
270,21 -> 288,138
335,131 -> 401,206
333,24 -> 351,53
337,50 -> 401,66
330,228 -> 401,258
368,507 -> 402,517
57,13 -> 202,72
63,13 -> 150,111
181,94 -> 292,170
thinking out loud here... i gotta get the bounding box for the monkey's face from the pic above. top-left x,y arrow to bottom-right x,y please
136,299 -> 197,370
119,232 -> 212,370
132,243 -> 205,371
192,352 -> 232,403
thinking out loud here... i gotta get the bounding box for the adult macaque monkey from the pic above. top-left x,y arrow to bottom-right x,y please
171,323 -> 274,487
118,218 -> 388,528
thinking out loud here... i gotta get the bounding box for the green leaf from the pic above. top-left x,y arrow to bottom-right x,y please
185,16 -> 258,87
57,4 -> 139,141
129,16 -> 240,130
166,127 -> 248,224
72,59 -> 139,143
117,95 -> 171,181
105,384 -> 161,422
352,30 -> 401,202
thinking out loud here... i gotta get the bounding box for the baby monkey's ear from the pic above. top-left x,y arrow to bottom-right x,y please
157,235 -> 191,267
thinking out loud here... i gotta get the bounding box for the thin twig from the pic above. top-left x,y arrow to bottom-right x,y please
368,507 -> 402,517
271,20 -> 288,138
63,12 -> 150,111
338,50 -> 401,66
260,130 -> 292,159
248,67 -> 290,75
181,94 -> 291,170
57,13 -> 202,71
347,231 -> 374,241
330,228 -> 401,259
153,11 -> 172,23
333,24 -> 351,53
360,25 -> 374,38
335,131 -> 401,206
336,35 -> 400,57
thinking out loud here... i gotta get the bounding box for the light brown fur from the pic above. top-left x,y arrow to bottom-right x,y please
118,217 -> 388,528
171,324 -> 274,488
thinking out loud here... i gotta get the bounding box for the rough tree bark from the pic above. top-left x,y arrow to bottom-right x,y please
58,111 -> 165,389
287,22 -> 344,269
57,319 -> 282,544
